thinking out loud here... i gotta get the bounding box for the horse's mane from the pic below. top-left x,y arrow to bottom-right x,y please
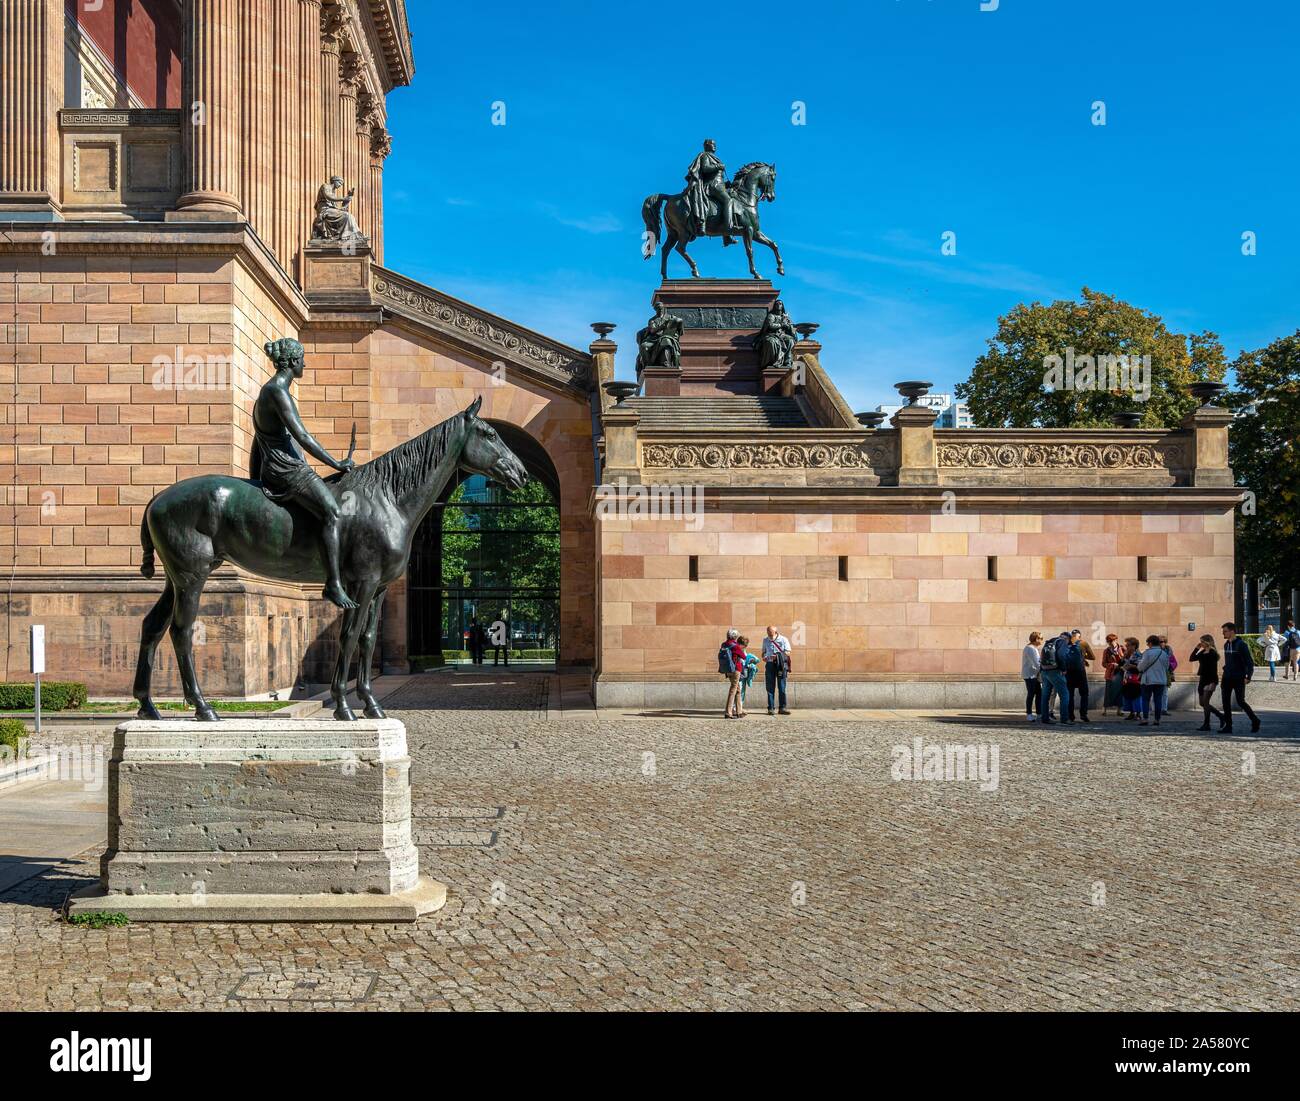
732,161 -> 771,182
339,413 -> 464,500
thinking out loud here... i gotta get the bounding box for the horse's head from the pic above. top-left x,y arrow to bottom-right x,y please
459,397 -> 529,490
733,162 -> 777,204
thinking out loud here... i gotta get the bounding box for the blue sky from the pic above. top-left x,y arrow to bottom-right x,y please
382,0 -> 1299,412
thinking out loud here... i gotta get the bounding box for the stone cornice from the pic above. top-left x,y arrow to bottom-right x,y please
364,0 -> 415,88
588,483 -> 1247,515
372,266 -> 592,393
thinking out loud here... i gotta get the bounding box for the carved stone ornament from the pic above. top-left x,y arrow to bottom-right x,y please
373,275 -> 590,387
642,441 -> 895,471
936,440 -> 1187,471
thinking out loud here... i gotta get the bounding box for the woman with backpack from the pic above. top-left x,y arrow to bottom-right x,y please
718,629 -> 747,719
1138,634 -> 1171,727
1189,635 -> 1225,731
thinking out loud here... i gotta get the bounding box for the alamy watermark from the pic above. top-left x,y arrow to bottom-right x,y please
594,477 -> 705,531
1043,347 -> 1151,402
891,737 -> 1000,792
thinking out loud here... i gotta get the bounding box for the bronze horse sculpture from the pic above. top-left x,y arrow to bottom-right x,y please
133,396 -> 528,722
641,161 -> 785,280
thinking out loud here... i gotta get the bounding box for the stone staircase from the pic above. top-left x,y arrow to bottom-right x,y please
625,395 -> 809,430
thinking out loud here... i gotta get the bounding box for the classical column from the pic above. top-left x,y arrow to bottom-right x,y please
239,0 -> 273,239
354,90 -> 375,238
338,52 -> 362,209
369,127 -> 392,262
320,4 -> 347,180
176,0 -> 243,217
299,0 -> 325,259
0,0 -> 63,215
270,0 -> 302,269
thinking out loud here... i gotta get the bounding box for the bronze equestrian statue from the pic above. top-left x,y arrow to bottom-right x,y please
642,141 -> 785,280
133,338 -> 528,722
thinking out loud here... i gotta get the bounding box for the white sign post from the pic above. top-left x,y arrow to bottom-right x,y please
30,624 -> 44,734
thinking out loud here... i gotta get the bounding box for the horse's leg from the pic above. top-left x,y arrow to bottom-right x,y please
676,238 -> 700,278
660,231 -> 675,280
132,578 -> 174,720
742,229 -> 759,278
754,230 -> 785,276
357,587 -> 388,719
170,570 -> 218,722
331,586 -> 374,721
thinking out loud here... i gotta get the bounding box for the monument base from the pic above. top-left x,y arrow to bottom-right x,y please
77,718 -> 446,923
66,877 -> 445,923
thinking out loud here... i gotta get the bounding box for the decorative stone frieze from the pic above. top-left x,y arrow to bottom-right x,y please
372,270 -> 591,388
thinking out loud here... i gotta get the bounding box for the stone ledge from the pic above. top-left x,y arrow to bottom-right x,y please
66,876 -> 446,923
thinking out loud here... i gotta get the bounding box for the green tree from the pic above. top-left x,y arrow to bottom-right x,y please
955,288 -> 1226,427
1229,332 -> 1300,608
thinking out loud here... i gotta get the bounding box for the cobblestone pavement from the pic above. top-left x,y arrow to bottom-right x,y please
2,674 -> 1297,1011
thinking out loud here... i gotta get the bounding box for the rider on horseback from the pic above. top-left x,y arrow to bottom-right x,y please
251,337 -> 358,609
685,139 -> 737,246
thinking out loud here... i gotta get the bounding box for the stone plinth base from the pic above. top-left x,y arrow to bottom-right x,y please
594,676 -> 1200,712
74,718 -> 446,922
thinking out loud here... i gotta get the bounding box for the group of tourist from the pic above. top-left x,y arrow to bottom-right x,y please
1259,621 -> 1300,681
1021,623 -> 1261,733
718,626 -> 792,718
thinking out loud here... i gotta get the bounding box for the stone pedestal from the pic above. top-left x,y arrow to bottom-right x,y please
643,279 -> 782,396
67,718 -> 445,922
302,238 -> 374,307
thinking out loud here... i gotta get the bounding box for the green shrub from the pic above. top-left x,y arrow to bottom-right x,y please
1239,634 -> 1266,665
0,681 -> 88,711
0,717 -> 25,758
66,911 -> 129,928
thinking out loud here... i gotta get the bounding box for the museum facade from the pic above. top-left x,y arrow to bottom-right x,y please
0,1 -> 1242,708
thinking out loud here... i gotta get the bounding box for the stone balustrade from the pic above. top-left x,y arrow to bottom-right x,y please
628,418 -> 1222,490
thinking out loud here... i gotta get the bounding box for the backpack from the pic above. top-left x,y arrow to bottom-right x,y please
1040,638 -> 1060,670
717,643 -> 736,675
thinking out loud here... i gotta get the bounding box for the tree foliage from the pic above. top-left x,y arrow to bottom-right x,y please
955,288 -> 1226,428
1228,331 -> 1300,600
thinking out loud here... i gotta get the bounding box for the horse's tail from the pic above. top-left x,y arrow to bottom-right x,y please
139,502 -> 156,579
641,194 -> 666,258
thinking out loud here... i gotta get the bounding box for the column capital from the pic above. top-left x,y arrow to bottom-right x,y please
370,127 -> 392,161
339,51 -> 363,94
321,1 -> 347,51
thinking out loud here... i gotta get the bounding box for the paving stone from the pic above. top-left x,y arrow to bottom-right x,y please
0,675 -> 1296,1010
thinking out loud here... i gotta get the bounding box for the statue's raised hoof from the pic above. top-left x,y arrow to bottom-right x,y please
363,704 -> 386,720
195,704 -> 220,722
334,706 -> 357,722
135,700 -> 162,721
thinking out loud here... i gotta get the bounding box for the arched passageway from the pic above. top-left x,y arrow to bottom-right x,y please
406,421 -> 561,666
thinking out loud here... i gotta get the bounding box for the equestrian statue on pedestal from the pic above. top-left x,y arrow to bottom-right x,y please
641,139 -> 785,280
133,338 -> 528,723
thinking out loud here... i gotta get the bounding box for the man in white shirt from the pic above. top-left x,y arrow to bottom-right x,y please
762,625 -> 792,715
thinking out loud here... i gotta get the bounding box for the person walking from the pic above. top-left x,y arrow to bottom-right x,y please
1065,629 -> 1091,724
718,628 -> 747,718
1220,622 -> 1260,733
1137,633 -> 1170,727
1262,626 -> 1281,681
1189,635 -> 1225,731
1038,631 -> 1069,726
1101,633 -> 1126,715
762,625 -> 792,716
1022,632 -> 1043,721
1284,619 -> 1300,681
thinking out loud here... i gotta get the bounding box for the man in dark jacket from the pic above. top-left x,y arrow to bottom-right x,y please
1220,622 -> 1260,733
1065,629 -> 1091,723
